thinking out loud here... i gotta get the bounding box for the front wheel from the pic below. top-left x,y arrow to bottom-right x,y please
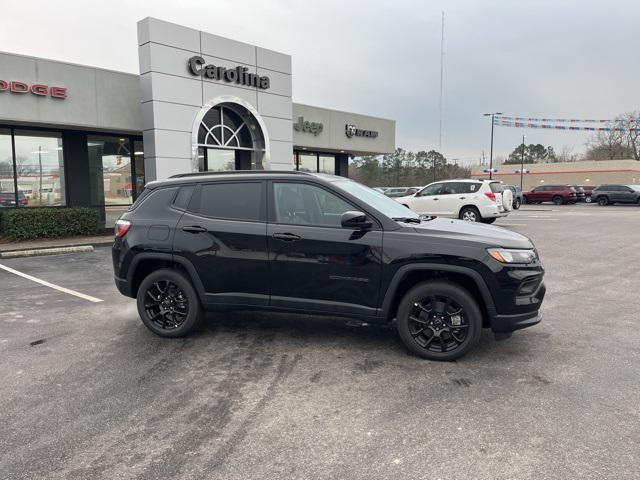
585,196 -> 592,203
396,281 -> 483,361
459,206 -> 481,222
552,196 -> 563,205
136,268 -> 203,337
514,198 -> 521,209
597,196 -> 608,206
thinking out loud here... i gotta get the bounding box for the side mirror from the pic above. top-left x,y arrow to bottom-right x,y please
341,211 -> 372,229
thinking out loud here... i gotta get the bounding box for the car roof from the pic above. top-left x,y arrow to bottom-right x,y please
144,170 -> 346,189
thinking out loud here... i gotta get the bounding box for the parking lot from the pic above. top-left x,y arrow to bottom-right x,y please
1,203 -> 639,480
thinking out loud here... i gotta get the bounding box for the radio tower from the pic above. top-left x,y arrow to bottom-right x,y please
438,11 -> 444,152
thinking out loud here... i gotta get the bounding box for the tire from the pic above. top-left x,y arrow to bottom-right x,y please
459,206 -> 481,222
514,198 -> 521,210
396,281 -> 483,361
501,189 -> 513,212
585,196 -> 592,203
136,268 -> 203,337
523,196 -> 529,205
552,196 -> 563,205
597,196 -> 608,206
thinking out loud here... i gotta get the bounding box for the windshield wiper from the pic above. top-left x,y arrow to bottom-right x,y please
392,217 -> 422,224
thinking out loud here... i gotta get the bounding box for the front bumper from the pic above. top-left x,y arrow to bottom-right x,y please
491,310 -> 542,334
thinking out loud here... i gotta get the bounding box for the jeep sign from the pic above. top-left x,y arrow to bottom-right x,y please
293,116 -> 323,136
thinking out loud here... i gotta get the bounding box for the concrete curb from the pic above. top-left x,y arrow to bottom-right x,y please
0,245 -> 94,259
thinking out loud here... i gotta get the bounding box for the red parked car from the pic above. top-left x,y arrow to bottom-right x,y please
523,185 -> 577,205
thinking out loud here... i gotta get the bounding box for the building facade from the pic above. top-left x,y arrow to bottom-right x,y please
0,17 -> 395,224
472,160 -> 640,190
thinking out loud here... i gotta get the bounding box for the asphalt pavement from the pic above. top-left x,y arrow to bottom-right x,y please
1,203 -> 639,480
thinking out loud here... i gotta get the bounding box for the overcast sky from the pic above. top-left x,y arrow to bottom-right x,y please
2,0 -> 638,165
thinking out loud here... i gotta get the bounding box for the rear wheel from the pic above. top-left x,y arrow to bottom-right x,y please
396,281 -> 483,361
585,196 -> 592,203
514,198 -> 521,209
552,196 -> 563,205
597,196 -> 608,206
137,268 -> 202,337
459,206 -> 481,222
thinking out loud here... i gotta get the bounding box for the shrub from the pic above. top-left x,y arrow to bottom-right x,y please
0,207 -> 102,241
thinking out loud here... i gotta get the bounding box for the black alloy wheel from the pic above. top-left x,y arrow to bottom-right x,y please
597,196 -> 608,206
397,281 -> 482,361
136,269 -> 202,337
144,280 -> 189,330
514,198 -> 521,209
552,196 -> 563,205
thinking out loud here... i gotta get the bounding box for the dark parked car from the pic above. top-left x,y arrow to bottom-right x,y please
523,184 -> 577,205
581,185 -> 596,202
0,191 -> 28,207
571,186 -> 586,202
113,171 -> 545,361
504,185 -> 523,209
384,187 -> 419,197
590,184 -> 640,206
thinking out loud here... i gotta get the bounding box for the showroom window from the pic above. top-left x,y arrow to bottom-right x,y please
294,151 -> 336,174
13,130 -> 66,207
0,129 -> 16,207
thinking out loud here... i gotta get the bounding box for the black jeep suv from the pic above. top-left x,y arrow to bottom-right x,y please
113,171 -> 545,361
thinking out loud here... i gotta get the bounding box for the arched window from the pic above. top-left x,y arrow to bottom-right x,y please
198,104 -> 260,150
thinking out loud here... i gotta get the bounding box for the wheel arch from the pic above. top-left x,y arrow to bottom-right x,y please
458,204 -> 481,220
128,253 -> 206,301
381,264 -> 497,327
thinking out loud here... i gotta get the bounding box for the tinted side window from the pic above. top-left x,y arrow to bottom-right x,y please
193,182 -> 263,221
273,182 -> 354,227
418,183 -> 443,196
133,187 -> 179,217
173,186 -> 195,210
464,182 -> 483,193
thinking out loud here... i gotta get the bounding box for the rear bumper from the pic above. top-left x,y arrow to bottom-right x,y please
114,275 -> 133,298
479,204 -> 508,218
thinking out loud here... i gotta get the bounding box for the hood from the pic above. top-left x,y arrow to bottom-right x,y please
406,217 -> 534,249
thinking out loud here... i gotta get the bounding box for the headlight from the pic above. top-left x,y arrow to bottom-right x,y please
487,248 -> 537,264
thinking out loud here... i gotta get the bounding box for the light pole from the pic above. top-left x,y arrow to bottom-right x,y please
520,134 -> 525,190
483,112 -> 502,179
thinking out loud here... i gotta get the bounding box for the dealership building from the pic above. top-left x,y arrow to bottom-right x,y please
0,17 -> 395,223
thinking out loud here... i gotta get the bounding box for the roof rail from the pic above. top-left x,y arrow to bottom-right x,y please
169,170 -> 311,179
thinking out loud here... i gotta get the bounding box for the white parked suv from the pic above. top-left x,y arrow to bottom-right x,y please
397,179 -> 512,223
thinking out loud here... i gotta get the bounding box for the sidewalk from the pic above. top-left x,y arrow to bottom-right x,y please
0,234 -> 113,253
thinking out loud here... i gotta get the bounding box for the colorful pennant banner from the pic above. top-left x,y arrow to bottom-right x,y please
494,120 -> 640,132
495,115 -> 612,123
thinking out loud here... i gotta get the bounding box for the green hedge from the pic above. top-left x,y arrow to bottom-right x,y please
0,207 -> 102,241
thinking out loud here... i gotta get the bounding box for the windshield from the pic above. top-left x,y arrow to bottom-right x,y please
333,179 -> 420,220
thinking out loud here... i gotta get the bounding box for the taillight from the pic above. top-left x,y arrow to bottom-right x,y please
115,219 -> 131,238
485,192 -> 496,202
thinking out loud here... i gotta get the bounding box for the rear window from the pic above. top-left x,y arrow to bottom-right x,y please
191,182 -> 263,221
489,182 -> 504,193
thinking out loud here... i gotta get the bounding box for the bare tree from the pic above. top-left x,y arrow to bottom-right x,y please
619,112 -> 640,160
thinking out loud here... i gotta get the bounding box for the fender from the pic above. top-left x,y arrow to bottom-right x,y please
127,252 -> 207,303
380,263 -> 498,321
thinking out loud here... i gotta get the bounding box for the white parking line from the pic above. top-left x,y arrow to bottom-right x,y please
0,263 -> 103,303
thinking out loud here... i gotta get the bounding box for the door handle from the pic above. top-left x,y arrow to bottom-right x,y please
433,198 -> 439,201
182,225 -> 207,233
272,232 -> 301,242
459,196 -> 466,200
